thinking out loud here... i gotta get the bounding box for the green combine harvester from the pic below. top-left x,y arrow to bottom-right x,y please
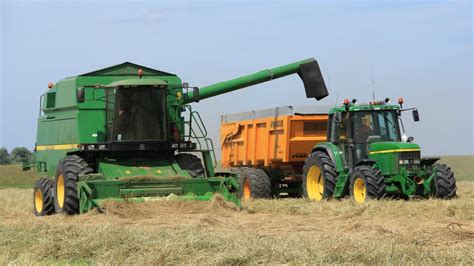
303,97 -> 457,203
31,58 -> 329,215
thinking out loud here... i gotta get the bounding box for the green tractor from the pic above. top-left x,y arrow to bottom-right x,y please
31,58 -> 329,215
302,97 -> 456,203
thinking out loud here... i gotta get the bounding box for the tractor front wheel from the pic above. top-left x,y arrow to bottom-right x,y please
432,164 -> 457,199
33,178 -> 55,216
54,155 -> 93,215
350,166 -> 385,203
302,151 -> 337,201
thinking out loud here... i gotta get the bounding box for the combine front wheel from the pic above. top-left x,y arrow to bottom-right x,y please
350,166 -> 385,203
302,151 -> 336,201
54,155 -> 93,215
33,178 -> 55,216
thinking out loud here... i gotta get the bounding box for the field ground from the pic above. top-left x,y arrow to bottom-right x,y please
0,156 -> 473,264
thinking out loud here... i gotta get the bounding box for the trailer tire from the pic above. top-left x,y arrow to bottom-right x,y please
54,155 -> 93,215
432,164 -> 457,199
302,151 -> 337,201
33,178 -> 55,216
176,153 -> 205,177
237,168 -> 272,199
350,165 -> 385,203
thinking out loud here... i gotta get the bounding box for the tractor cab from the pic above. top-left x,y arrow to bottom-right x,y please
327,97 -> 419,168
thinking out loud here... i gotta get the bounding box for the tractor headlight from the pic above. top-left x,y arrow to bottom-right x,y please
171,143 -> 179,149
413,159 -> 421,164
399,159 -> 410,165
179,143 -> 187,148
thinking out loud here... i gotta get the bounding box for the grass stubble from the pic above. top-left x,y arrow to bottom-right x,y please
0,182 -> 472,264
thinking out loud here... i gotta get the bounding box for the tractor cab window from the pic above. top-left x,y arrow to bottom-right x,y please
106,86 -> 167,141
376,111 -> 401,142
353,112 -> 376,143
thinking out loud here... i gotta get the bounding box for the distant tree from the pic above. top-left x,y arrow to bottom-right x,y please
9,147 -> 33,165
0,148 -> 10,165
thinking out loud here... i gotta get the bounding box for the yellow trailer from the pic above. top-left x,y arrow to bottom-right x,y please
220,106 -> 329,198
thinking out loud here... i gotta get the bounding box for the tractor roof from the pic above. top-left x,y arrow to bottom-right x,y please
329,103 -> 400,114
78,62 -> 177,77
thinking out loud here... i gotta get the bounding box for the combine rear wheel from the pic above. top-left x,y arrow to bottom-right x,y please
350,166 -> 385,203
432,164 -> 457,199
33,178 -> 55,216
235,168 -> 272,200
54,155 -> 93,215
302,151 -> 336,201
176,153 -> 205,177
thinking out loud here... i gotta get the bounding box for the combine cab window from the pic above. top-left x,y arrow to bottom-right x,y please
107,86 -> 167,141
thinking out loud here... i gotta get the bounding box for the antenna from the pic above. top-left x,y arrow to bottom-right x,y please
334,92 -> 339,107
371,65 -> 375,101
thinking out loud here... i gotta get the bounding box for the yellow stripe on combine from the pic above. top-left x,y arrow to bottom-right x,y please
369,148 -> 420,155
36,144 -> 79,151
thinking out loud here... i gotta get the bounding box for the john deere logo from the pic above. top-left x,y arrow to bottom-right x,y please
138,144 -> 146,150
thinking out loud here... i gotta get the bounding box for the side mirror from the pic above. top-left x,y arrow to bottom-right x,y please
334,112 -> 342,123
407,136 -> 414,143
412,109 -> 420,122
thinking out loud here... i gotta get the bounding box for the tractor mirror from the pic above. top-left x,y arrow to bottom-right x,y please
408,136 -> 414,143
298,61 -> 329,101
412,109 -> 420,122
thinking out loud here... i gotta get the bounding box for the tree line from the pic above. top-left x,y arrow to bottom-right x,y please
0,147 -> 33,165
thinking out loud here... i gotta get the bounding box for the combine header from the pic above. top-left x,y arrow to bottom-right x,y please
31,58 -> 329,215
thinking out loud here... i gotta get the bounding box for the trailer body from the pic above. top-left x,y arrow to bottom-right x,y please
220,106 -> 329,197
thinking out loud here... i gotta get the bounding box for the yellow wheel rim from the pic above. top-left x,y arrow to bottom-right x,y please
243,179 -> 251,200
57,174 -> 65,208
353,177 -> 366,203
306,165 -> 323,201
34,189 -> 43,213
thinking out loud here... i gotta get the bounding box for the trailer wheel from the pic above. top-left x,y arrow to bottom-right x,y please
176,153 -> 205,177
302,151 -> 336,201
54,155 -> 93,215
350,166 -> 385,203
236,168 -> 272,200
33,178 -> 55,216
432,164 -> 457,199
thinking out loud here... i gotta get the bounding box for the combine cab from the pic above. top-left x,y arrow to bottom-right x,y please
31,59 -> 329,215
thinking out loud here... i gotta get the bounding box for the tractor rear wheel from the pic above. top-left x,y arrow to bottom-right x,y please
33,178 -> 55,216
236,167 -> 272,200
176,153 -> 205,177
54,155 -> 93,215
432,164 -> 457,199
350,165 -> 385,203
302,151 -> 336,201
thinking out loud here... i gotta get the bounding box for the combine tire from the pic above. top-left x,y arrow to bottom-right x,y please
236,168 -> 272,200
33,178 -> 55,216
302,151 -> 336,201
432,164 -> 457,199
350,165 -> 385,203
176,153 -> 205,177
54,155 -> 93,215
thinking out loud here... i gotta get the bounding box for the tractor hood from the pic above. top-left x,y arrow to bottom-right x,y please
369,142 -> 420,155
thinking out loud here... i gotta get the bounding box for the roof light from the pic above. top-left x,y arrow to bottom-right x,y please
385,97 -> 390,103
352,98 -> 357,104
48,82 -> 54,89
398,97 -> 404,105
137,69 -> 143,78
343,99 -> 350,105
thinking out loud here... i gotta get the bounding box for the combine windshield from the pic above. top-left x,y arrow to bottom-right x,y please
107,86 -> 167,141
353,110 -> 400,143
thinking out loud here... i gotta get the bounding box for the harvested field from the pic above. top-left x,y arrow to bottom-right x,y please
0,182 -> 473,264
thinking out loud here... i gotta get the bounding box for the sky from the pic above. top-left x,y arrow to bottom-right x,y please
0,0 -> 472,156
